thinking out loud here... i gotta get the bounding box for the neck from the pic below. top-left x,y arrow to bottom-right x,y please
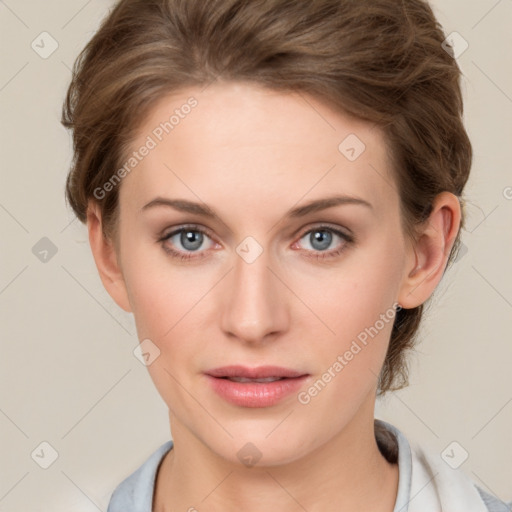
154,396 -> 399,512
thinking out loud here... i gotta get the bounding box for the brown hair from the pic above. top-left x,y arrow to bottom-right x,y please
61,0 -> 472,396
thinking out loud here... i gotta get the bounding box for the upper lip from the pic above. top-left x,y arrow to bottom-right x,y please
205,365 -> 308,379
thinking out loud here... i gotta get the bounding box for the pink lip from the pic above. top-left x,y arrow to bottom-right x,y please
204,365 -> 309,408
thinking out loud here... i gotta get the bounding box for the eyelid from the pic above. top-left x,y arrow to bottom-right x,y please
292,224 -> 354,252
295,222 -> 353,239
160,224 -> 218,243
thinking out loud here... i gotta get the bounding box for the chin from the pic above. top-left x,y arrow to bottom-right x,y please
200,423 -> 315,469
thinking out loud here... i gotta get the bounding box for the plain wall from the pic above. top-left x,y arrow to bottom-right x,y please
1,0 -> 511,510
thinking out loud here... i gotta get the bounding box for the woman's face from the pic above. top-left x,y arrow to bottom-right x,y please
110,81 -> 416,465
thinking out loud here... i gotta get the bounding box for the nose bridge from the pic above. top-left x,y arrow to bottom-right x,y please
220,243 -> 288,343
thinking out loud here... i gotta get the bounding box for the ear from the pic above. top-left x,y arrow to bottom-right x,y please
86,201 -> 132,313
397,191 -> 461,309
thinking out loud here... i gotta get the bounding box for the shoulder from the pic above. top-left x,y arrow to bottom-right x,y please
107,440 -> 174,512
410,443 -> 510,512
375,419 -> 511,512
475,487 -> 512,512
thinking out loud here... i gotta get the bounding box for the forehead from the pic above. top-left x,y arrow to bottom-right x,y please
120,81 -> 397,219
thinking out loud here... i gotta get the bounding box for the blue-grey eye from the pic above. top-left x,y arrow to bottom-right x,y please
308,230 -> 333,251
297,227 -> 351,254
178,230 -> 204,251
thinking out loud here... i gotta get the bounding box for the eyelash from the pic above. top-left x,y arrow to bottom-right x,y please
157,224 -> 355,262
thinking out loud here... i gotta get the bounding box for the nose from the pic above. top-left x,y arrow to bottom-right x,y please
220,247 -> 289,345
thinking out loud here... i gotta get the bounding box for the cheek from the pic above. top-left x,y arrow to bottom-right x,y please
294,237 -> 403,385
123,254 -> 204,408
120,237 -> 205,338
121,244 -> 213,400
298,249 -> 402,342
299,284 -> 397,417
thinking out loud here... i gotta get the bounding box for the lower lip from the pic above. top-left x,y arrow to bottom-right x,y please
205,375 -> 309,408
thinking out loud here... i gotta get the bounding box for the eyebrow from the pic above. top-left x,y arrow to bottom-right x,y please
141,195 -> 373,218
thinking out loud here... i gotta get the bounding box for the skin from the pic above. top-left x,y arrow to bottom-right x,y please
87,81 -> 461,511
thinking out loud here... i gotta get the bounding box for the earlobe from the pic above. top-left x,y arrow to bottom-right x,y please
86,201 -> 132,313
397,192 -> 461,309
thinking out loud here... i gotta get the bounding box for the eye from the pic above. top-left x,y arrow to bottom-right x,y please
158,225 -> 218,261
158,224 -> 354,262
293,225 -> 354,260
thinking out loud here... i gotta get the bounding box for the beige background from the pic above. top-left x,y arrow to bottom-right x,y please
1,0 -> 511,510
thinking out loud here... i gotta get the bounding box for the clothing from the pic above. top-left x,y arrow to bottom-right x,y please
107,419 -> 511,511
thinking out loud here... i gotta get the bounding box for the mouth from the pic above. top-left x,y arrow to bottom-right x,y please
221,376 -> 287,383
205,365 -> 307,380
204,365 -> 309,408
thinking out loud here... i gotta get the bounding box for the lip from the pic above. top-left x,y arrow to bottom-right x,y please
205,365 -> 307,379
204,365 -> 309,408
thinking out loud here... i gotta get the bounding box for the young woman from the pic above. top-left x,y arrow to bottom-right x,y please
61,0 -> 510,510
